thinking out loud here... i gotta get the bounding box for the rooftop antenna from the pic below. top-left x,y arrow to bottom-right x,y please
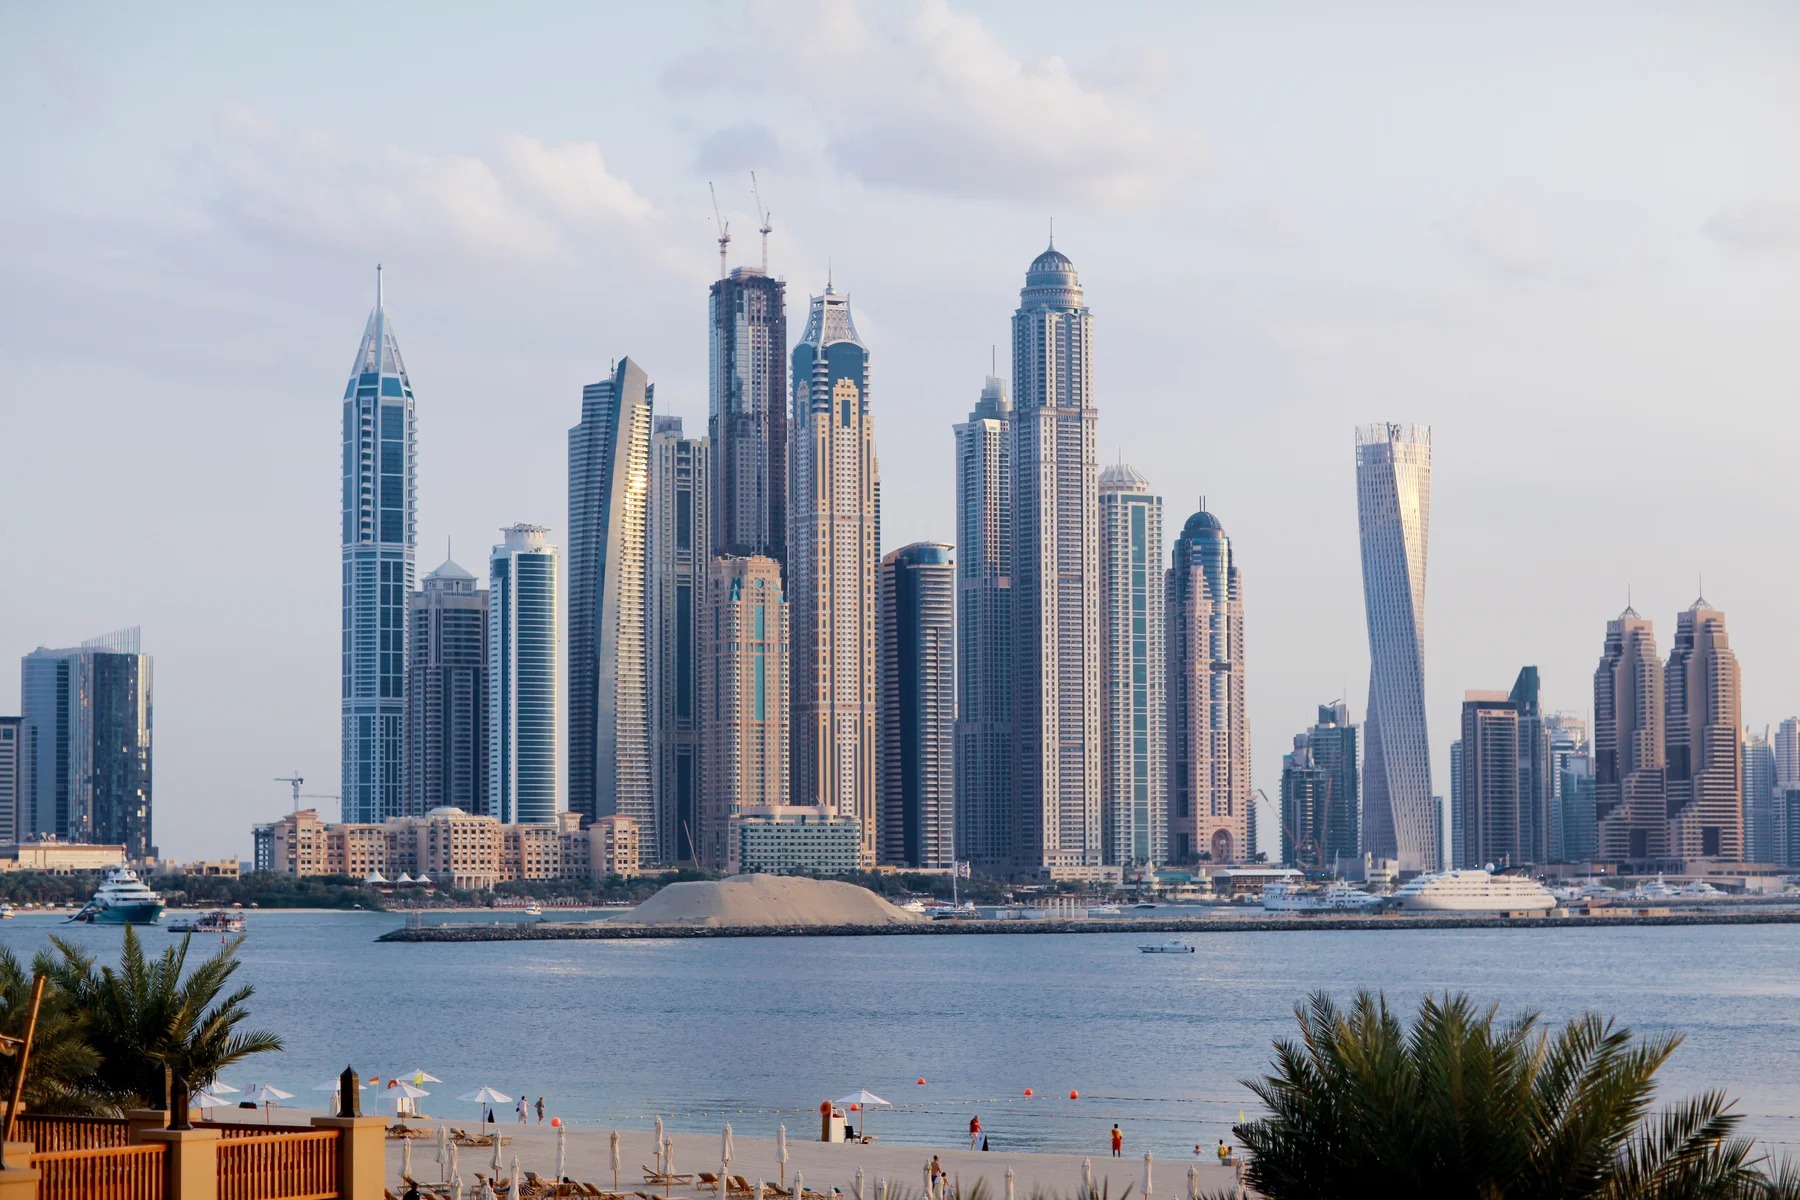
827,255 -> 833,292
376,263 -> 383,309
1049,217 -> 1054,248
708,182 -> 730,280
751,171 -> 772,274
991,345 -> 996,376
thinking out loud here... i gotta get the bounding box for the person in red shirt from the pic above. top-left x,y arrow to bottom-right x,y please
969,1115 -> 981,1149
1111,1124 -> 1123,1157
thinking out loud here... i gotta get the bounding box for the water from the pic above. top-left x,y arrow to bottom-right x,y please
6,912 -> 1798,1157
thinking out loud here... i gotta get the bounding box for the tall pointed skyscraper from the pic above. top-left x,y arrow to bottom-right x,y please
1665,597 -> 1742,859
341,270 -> 416,825
710,264 -> 788,571
568,359 -> 656,852
1594,606 -> 1665,860
954,376 -> 1014,870
1012,243 -> 1101,876
790,284 -> 879,867
1355,423 -> 1435,871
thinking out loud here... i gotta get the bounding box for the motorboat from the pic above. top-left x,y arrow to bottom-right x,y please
167,910 -> 247,934
1678,880 -> 1722,898
1087,904 -> 1123,916
1388,869 -> 1556,914
1138,940 -> 1195,954
68,866 -> 166,925
1261,881 -> 1382,912
523,904 -> 544,917
1626,875 -> 1680,901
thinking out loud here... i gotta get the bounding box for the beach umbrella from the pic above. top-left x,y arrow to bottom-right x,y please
449,1141 -> 459,1179
665,1138 -> 676,1197
460,1087 -> 512,1137
877,1178 -> 887,1200
401,1069 -> 445,1085
481,1180 -> 496,1200
452,1175 -> 463,1200
558,1125 -> 569,1187
610,1128 -> 620,1191
1143,1152 -> 1153,1198
1186,1166 -> 1197,1200
854,1167 -> 864,1200
490,1130 -> 505,1176
511,1155 -> 522,1199
922,1163 -> 931,1199
756,1181 -> 764,1200
1005,1167 -> 1014,1200
834,1091 -> 891,1142
1083,1159 -> 1093,1196
243,1084 -> 293,1124
655,1117 -> 665,1173
402,1135 -> 413,1183
387,1080 -> 430,1122
437,1126 -> 451,1183
312,1080 -> 345,1117
722,1122 -> 734,1193
192,1089 -> 230,1119
777,1124 -> 788,1186
795,1173 -> 804,1200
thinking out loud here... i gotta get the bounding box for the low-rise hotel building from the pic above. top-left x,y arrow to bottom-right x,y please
731,805 -> 861,875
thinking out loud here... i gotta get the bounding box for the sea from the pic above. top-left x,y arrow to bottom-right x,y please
5,911 -> 1797,1158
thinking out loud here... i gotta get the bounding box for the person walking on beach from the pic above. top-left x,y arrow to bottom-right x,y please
535,1097 -> 545,1124
968,1115 -> 981,1149
929,1156 -> 944,1197
1111,1124 -> 1122,1157
516,1096 -> 528,1124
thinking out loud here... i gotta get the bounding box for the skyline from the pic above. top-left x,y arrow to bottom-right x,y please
3,3 -> 1798,860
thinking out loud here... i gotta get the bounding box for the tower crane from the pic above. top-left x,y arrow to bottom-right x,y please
708,181 -> 731,279
750,171 -> 772,273
273,774 -> 340,815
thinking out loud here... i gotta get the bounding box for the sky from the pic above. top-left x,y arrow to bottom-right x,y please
1,1 -> 1796,862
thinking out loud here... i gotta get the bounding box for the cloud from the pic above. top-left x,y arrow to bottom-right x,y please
667,0 -> 1199,208
1439,201 -> 1552,277
202,108 -> 661,264
696,123 -> 796,175
1704,204 -> 1800,255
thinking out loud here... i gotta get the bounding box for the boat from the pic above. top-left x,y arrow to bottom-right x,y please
167,910 -> 247,934
1261,881 -> 1382,913
1138,940 -> 1195,954
1678,880 -> 1722,897
1388,869 -> 1556,914
1132,902 -> 1157,910
0,904 -> 14,920
1626,875 -> 1680,901
67,866 -> 166,925
1087,904 -> 1122,916
522,904 -> 544,917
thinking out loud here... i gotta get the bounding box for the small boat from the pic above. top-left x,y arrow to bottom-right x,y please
522,904 -> 544,917
1087,904 -> 1122,916
1138,940 -> 1195,954
0,904 -> 14,920
67,866 -> 165,925
1132,902 -> 1157,910
167,910 -> 247,934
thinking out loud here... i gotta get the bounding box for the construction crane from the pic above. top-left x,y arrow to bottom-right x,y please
708,181 -> 731,279
273,774 -> 339,815
750,170 -> 772,273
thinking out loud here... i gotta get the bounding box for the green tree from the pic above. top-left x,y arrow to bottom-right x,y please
0,947 -> 105,1114
47,928 -> 282,1108
1232,990 -> 1796,1200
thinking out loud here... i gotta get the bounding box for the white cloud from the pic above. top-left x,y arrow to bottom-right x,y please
1439,201 -> 1553,277
666,0 -> 1199,208
1704,204 -> 1800,255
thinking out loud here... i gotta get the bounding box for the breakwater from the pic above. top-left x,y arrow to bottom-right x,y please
376,909 -> 1800,942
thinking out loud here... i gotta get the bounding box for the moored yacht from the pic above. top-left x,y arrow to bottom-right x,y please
1262,881 -> 1383,912
1389,869 -> 1555,913
69,866 -> 166,925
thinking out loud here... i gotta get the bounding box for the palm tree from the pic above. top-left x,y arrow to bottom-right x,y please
47,927 -> 282,1110
1231,990 -> 1797,1200
0,946 -> 106,1114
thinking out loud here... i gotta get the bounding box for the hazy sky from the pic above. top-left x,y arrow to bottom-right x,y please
3,2 -> 1796,862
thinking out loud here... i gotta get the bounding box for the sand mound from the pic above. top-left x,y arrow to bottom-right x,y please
624,874 -> 925,927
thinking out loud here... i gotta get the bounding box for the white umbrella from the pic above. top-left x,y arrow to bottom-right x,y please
207,1080 -> 241,1095
1005,1167 -> 1014,1200
460,1087 -> 511,1137
1186,1166 -> 1197,1200
878,1178 -> 888,1200
402,1135 -> 413,1183
510,1155 -> 521,1199
1143,1152 -> 1153,1198
311,1080 -> 345,1117
755,1182 -> 764,1200
490,1130 -> 504,1176
777,1124 -> 788,1185
655,1116 -> 665,1173
481,1180 -> 495,1200
386,1080 -> 431,1121
438,1126 -> 451,1183
834,1091 -> 891,1142
452,1175 -> 463,1200
722,1122 -> 735,1193
192,1089 -> 230,1118
610,1128 -> 620,1191
399,1070 -> 445,1085
854,1167 -> 864,1200
1083,1159 -> 1093,1196
558,1124 -> 568,1186
922,1163 -> 931,1199
794,1173 -> 804,1200
449,1141 -> 459,1180
243,1084 -> 293,1124
665,1138 -> 676,1197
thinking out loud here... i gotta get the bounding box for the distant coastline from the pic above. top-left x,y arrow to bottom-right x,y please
376,910 -> 1800,942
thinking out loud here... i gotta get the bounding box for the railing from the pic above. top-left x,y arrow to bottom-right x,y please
201,1120 -> 320,1138
216,1128 -> 341,1200
13,1113 -> 133,1151
32,1143 -> 166,1200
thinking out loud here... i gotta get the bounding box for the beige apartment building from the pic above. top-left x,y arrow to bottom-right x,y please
699,555 -> 789,871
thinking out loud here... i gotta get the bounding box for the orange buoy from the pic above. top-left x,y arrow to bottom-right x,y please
850,1103 -> 861,1112
1069,1090 -> 1079,1100
1023,1089 -> 1033,1097
917,1078 -> 926,1085
550,1118 -> 561,1128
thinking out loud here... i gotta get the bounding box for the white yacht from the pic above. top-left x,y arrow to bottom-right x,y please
1627,875 -> 1680,901
1389,869 -> 1555,913
1262,881 -> 1382,912
1678,880 -> 1722,898
69,866 -> 166,925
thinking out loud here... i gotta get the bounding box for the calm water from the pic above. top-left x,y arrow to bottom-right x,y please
5,912 -> 1797,1157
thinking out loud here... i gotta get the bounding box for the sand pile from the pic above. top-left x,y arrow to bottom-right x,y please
624,874 -> 925,927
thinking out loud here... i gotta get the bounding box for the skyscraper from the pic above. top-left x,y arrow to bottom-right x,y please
789,284 -> 879,867
1098,462 -> 1165,868
1744,727 -> 1778,864
1594,607 -> 1665,861
1559,752 -> 1597,862
0,716 -> 17,845
341,272 -> 416,825
1012,243 -> 1101,876
568,359 -> 655,850
699,555 -> 789,871
20,629 -> 153,857
953,376 -> 1014,871
710,265 -> 788,571
1166,506 -> 1251,864
489,525 -> 559,825
650,416 -> 710,864
1664,598 -> 1742,859
1458,690 -> 1522,868
1509,667 -> 1552,865
1777,718 -> 1800,864
1545,712 -> 1588,861
1280,702 -> 1358,870
1355,423 -> 1435,871
408,558 -> 488,817
877,542 -> 956,869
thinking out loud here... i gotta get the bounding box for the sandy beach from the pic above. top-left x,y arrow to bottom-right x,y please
380,1122 -> 1245,1198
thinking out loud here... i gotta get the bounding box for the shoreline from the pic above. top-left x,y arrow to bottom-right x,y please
376,909 -> 1800,942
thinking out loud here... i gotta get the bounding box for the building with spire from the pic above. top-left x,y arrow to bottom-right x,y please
1355,423 -> 1436,871
408,557 -> 488,817
650,416 -> 710,864
699,555 -> 789,871
568,359 -> 656,852
789,284 -> 879,867
710,263 -> 788,573
1665,597 -> 1742,859
877,542 -> 956,869
1011,242 -> 1102,877
489,525 -> 560,825
1166,506 -> 1250,863
1594,607 -> 1665,861
1098,461 -> 1165,868
953,375 -> 1014,871
341,270 -> 415,824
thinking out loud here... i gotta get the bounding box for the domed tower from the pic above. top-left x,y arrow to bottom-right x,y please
1166,503 -> 1251,864
1011,239 -> 1101,874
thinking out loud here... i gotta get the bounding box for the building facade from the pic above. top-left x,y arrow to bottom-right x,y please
1011,244 -> 1102,876
1778,718 -> 1800,865
1594,607 -> 1666,861
1280,703 -> 1358,870
20,629 -> 153,858
650,417 -> 711,864
1355,423 -> 1435,871
407,558 -> 488,817
1098,462 -> 1166,868
568,358 -> 655,847
699,555 -> 789,871
1560,753 -> 1597,861
710,266 -> 788,572
1458,691 -> 1522,868
952,376 -> 1014,871
1744,727 -> 1777,863
732,806 -> 862,875
0,716 -> 18,846
1166,508 -> 1250,864
489,525 -> 560,825
1545,712 -> 1588,861
341,276 -> 415,824
789,285 -> 878,866
877,542 -> 956,869
1664,599 -> 1742,859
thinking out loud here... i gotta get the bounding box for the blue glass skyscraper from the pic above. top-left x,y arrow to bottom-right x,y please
341,270 -> 416,824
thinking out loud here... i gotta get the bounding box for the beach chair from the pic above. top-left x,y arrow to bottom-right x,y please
694,1174 -> 722,1191
727,1175 -> 756,1196
764,1184 -> 794,1198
